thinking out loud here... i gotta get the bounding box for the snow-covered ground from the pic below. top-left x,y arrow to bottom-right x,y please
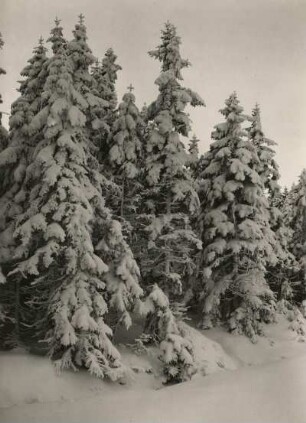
1,315 -> 306,423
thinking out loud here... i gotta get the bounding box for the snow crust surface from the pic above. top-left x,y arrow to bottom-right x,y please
1,316 -> 306,423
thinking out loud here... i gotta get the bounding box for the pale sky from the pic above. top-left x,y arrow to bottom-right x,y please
0,0 -> 305,187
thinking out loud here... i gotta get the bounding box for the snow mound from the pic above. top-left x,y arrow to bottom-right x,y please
0,324 -> 235,409
204,313 -> 306,367
180,322 -> 237,375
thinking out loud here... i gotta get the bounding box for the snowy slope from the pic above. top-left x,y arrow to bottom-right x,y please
0,324 -> 236,409
1,317 -> 306,423
205,313 -> 306,366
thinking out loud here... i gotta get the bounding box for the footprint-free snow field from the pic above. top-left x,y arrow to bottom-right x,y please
1,316 -> 306,423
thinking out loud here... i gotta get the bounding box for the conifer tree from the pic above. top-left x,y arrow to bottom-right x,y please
282,183 -> 300,283
183,135 -> 202,301
0,32 -> 8,152
198,93 -> 277,341
67,14 -> 95,91
107,85 -> 144,220
67,16 -> 100,141
0,18 -> 143,376
68,16 -> 119,213
0,32 -> 5,74
139,22 -> 204,382
66,16 -> 144,332
100,48 -> 121,112
282,184 -> 297,229
187,135 -> 200,179
144,284 -> 195,383
12,27 -> 142,376
248,105 -> 280,195
90,59 -> 110,149
140,102 -> 148,123
0,36 -> 49,345
48,17 -> 67,54
289,170 -> 306,302
188,134 -> 199,161
0,31 -> 7,325
248,105 -> 294,300
0,26 -> 57,204
91,48 -> 122,164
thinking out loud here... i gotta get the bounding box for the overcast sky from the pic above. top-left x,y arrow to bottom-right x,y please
0,0 -> 305,187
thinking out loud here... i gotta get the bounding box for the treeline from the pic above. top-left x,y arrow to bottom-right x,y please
0,17 -> 305,384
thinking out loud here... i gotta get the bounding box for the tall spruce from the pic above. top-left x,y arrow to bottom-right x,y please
140,22 -> 204,382
187,135 -> 200,179
100,48 -> 121,112
67,14 -> 95,92
248,105 -> 280,195
289,170 -> 306,302
68,16 -> 120,217
188,134 -> 200,161
0,32 -> 8,151
282,184 -> 297,228
0,37 -> 49,346
198,93 -> 277,341
48,17 -> 66,54
1,18 -> 143,378
0,31 -> 7,325
248,105 -> 294,300
107,85 -> 144,221
91,48 -> 122,166
66,16 -> 144,338
90,59 -> 109,153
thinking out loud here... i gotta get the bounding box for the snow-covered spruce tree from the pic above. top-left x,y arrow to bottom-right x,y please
187,135 -> 200,180
282,184 -> 297,229
3,17 -> 66,173
48,17 -> 67,54
0,33 -> 6,103
0,31 -> 8,327
139,22 -> 204,383
247,105 -> 280,195
105,87 -> 146,298
67,14 -> 95,93
269,191 -> 296,303
0,30 -> 8,213
100,48 -> 121,112
67,17 -> 102,151
184,135 -> 203,300
289,169 -> 306,302
89,60 -> 110,152
0,32 -> 8,152
68,17 -> 117,200
248,105 -> 294,301
0,37 -> 49,346
65,16 -> 143,335
91,48 -> 122,165
188,134 -> 200,163
107,86 -> 144,221
275,180 -> 306,330
280,184 -> 302,298
140,102 -> 149,123
198,93 -> 278,341
8,22 -> 142,377
144,284 -> 194,383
